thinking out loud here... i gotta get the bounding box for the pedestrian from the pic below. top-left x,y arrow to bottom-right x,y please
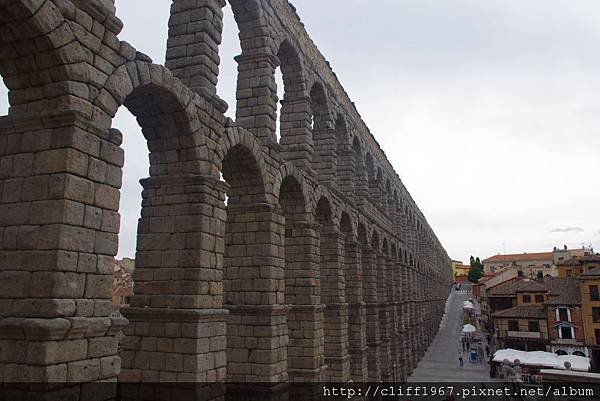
462,340 -> 466,351
486,345 -> 490,358
458,351 -> 464,367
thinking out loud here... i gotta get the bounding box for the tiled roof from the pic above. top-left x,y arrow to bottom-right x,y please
488,278 -> 547,296
494,304 -> 546,319
515,280 -> 548,293
488,277 -> 582,305
545,278 -> 581,305
483,252 -> 553,263
579,266 -> 600,278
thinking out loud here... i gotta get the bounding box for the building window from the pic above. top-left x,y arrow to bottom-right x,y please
596,329 -> 600,345
593,307 -> 600,323
528,320 -> 540,332
535,294 -> 544,303
508,320 -> 519,331
591,285 -> 600,302
566,270 -> 572,277
537,271 -> 544,280
558,308 -> 569,322
560,326 -> 573,339
522,294 -> 531,303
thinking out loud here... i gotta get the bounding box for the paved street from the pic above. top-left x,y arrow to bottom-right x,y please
408,286 -> 497,382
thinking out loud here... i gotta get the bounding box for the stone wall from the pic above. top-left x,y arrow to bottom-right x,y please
0,0 -> 453,394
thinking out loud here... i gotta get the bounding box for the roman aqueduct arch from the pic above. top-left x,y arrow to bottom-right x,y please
0,0 -> 452,391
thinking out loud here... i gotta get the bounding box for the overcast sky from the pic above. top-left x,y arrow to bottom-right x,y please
2,0 -> 599,263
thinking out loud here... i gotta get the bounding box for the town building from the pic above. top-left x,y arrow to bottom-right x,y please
557,255 -> 600,278
553,245 -> 595,264
486,277 -> 587,358
492,279 -> 550,351
545,278 -> 587,357
579,267 -> 600,372
483,246 -> 596,278
476,268 -> 518,331
451,259 -> 471,282
483,252 -> 554,275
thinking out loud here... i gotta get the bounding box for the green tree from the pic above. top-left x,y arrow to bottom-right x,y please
468,255 -> 484,283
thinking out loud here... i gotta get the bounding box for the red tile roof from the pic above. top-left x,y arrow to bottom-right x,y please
494,304 -> 546,319
483,252 -> 554,263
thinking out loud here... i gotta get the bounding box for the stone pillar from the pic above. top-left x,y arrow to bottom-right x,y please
385,255 -> 398,380
120,174 -> 229,383
391,258 -> 402,380
223,202 -> 288,382
408,267 -> 417,372
335,148 -> 356,202
279,97 -> 314,173
321,231 -> 350,382
369,179 -> 384,210
376,254 -> 391,381
312,121 -> 337,186
344,241 -> 367,381
416,271 -> 425,360
400,262 -> 409,381
354,160 -> 369,205
166,0 -> 226,97
285,221 -> 325,382
234,53 -> 279,142
361,245 -> 381,381
0,112 -> 125,392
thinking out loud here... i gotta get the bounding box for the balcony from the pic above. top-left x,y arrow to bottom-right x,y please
507,331 -> 541,339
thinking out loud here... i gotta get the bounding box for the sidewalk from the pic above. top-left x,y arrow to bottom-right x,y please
408,287 -> 497,382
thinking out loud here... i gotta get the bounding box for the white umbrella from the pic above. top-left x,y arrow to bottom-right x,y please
463,301 -> 474,309
462,324 -> 476,333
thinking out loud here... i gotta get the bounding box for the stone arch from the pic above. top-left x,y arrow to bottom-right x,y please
166,0 -> 266,96
217,126 -> 268,194
0,0 -> 85,115
278,39 -> 307,101
221,142 -> 268,206
220,134 -> 286,381
95,61 -> 200,128
274,161 -> 311,218
276,39 -> 313,169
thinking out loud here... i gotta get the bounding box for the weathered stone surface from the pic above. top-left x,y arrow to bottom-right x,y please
0,0 -> 452,390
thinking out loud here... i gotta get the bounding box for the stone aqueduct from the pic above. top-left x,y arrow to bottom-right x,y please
0,0 -> 452,385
